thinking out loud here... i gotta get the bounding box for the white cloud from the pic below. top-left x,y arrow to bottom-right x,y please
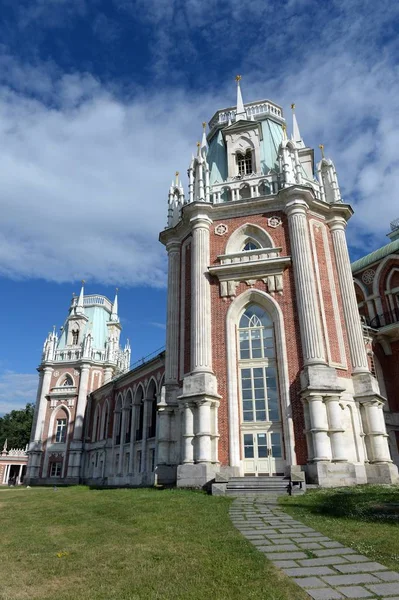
0,0 -> 398,286
0,371 -> 38,415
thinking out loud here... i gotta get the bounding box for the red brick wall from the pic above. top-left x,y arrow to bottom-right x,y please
374,341 -> 399,412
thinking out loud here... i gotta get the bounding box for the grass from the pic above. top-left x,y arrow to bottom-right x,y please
280,484 -> 399,570
0,486 -> 307,600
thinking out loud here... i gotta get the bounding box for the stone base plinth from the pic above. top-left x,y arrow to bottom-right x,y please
365,462 -> 399,484
154,465 -> 177,486
306,462 -> 367,487
176,463 -> 218,489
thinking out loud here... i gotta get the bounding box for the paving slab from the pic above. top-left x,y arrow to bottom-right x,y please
265,551 -> 308,560
334,562 -> 387,574
335,586 -> 374,598
293,577 -> 328,588
283,566 -> 337,577
272,560 -> 299,568
297,542 -> 324,550
375,571 -> 399,582
314,548 -> 356,557
321,542 -> 345,549
297,556 -> 350,567
257,544 -> 300,552
344,555 -> 372,563
322,574 -> 380,586
306,588 -> 344,599
366,582 -> 399,595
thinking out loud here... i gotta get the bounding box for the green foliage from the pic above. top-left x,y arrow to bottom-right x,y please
0,402 -> 34,450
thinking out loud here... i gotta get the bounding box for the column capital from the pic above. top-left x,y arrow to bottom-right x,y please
285,198 -> 309,217
324,394 -> 342,403
327,216 -> 347,232
190,214 -> 213,229
42,366 -> 54,374
166,239 -> 181,253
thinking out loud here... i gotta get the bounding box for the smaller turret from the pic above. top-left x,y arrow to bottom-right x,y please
317,144 -> 342,203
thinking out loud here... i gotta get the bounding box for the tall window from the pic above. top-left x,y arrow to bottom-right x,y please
237,149 -> 253,176
55,418 -> 67,443
50,462 -> 62,477
71,330 -> 79,345
238,304 -> 280,423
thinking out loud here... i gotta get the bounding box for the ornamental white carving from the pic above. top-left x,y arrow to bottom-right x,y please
73,370 -> 79,376
267,216 -> 282,228
215,223 -> 228,236
362,269 -> 375,284
53,371 -> 59,377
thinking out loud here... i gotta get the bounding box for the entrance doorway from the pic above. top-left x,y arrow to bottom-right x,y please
243,430 -> 284,475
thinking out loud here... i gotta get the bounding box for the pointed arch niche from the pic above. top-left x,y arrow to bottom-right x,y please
209,224 -> 291,299
226,289 -> 295,473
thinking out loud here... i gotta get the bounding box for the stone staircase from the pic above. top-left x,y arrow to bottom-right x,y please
212,475 -> 306,497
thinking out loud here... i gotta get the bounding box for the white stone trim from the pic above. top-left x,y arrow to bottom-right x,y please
179,238 -> 191,379
372,255 -> 399,297
226,288 -> 296,471
225,223 -> 274,254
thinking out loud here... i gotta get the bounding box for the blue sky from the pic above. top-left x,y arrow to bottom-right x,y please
1,0 -> 399,414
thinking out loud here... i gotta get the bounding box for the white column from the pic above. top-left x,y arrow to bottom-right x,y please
286,200 -> 326,365
103,367 -> 113,385
18,464 -> 24,484
141,399 -> 150,474
308,395 -> 331,461
129,404 -> 137,473
157,406 -> 171,465
3,464 -> 10,484
31,366 -> 53,443
328,217 -> 369,373
182,403 -> 194,463
302,400 -> 315,461
118,409 -> 127,474
325,396 -> 347,462
196,400 -> 212,463
362,401 -> 392,463
191,216 -> 213,373
165,241 -> 181,384
73,364 -> 90,441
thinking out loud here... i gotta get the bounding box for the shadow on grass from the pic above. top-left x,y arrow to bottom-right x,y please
286,486 -> 399,525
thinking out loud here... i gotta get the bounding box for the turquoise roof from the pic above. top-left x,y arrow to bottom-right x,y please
351,238 -> 399,273
207,117 -> 284,185
57,301 -> 113,351
259,119 -> 283,173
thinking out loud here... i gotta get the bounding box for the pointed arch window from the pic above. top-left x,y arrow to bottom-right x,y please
238,304 -> 280,423
71,330 -> 79,345
237,149 -> 253,176
243,240 -> 259,252
62,374 -> 73,387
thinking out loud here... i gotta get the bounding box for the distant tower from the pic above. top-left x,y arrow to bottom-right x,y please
26,285 -> 131,484
159,77 -> 398,488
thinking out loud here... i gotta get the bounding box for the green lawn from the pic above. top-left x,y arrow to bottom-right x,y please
0,486 -> 306,600
281,485 -> 399,570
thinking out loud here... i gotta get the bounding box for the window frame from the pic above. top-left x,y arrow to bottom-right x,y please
55,418 -> 67,443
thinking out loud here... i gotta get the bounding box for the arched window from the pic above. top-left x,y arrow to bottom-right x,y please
125,392 -> 133,443
71,330 -> 79,345
236,149 -> 253,176
54,409 -> 68,443
147,380 -> 157,439
102,403 -> 109,440
238,304 -> 279,423
62,374 -> 73,387
114,397 -> 122,445
243,240 -> 259,252
135,387 -> 144,442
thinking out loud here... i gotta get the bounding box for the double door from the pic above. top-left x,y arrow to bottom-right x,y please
243,430 -> 284,476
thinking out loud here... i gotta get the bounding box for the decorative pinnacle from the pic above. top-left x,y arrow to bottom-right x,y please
291,103 -> 296,110
282,123 -> 287,139
202,121 -> 207,129
235,74 -> 242,82
175,171 -> 179,186
115,287 -> 119,292
81,279 -> 85,285
319,144 -> 325,158
196,141 -> 201,147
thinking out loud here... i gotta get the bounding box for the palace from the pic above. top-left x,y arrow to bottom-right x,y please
25,80 -> 399,490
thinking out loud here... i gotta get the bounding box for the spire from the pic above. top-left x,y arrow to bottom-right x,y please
235,75 -> 247,120
111,288 -> 119,322
201,122 -> 208,155
319,144 -> 325,159
76,281 -> 85,315
291,103 -> 305,148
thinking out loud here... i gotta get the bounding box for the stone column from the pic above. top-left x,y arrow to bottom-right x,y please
129,404 -> 137,474
302,400 -> 315,461
308,395 -> 331,461
157,406 -> 171,465
362,401 -> 392,463
325,396 -> 347,462
196,400 -> 212,463
73,364 -> 90,441
103,367 -> 113,385
286,200 -> 326,365
191,215 -> 213,373
182,403 -> 195,463
165,241 -> 181,385
328,217 -> 369,373
118,408 -> 127,474
141,399 -> 150,475
31,367 -> 53,443
18,464 -> 24,484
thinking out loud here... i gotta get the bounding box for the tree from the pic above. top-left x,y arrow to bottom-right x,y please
0,403 -> 35,450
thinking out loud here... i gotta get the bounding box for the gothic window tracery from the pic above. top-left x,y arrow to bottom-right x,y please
55,418 -> 67,443
62,374 -> 73,387
243,240 -> 259,252
71,329 -> 79,345
238,304 -> 280,423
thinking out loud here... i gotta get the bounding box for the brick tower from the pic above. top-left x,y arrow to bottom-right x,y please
159,78 -> 398,488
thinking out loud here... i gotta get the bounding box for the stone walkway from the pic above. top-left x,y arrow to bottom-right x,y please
230,496 -> 399,599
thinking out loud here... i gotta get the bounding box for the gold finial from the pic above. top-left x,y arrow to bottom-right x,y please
282,123 -> 287,139
196,141 -> 201,147
291,103 -> 296,110
175,171 -> 179,185
115,287 -> 119,293
235,74 -> 242,82
202,122 -> 207,130
319,144 -> 325,158
81,279 -> 85,285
